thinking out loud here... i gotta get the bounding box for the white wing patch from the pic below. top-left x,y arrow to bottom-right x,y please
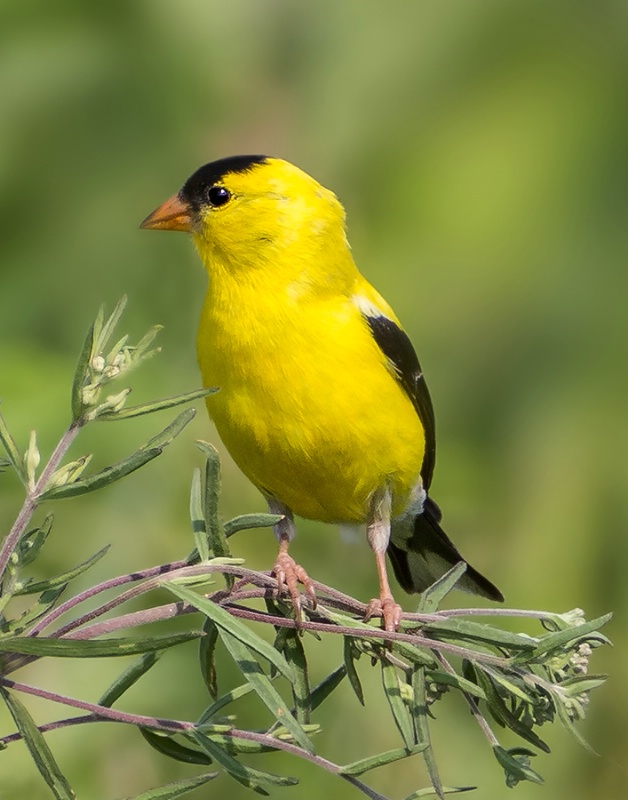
352,293 -> 386,319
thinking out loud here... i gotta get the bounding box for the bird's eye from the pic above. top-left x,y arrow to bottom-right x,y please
206,185 -> 231,207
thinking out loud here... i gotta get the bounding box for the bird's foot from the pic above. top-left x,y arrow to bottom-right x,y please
272,552 -> 317,620
365,593 -> 403,633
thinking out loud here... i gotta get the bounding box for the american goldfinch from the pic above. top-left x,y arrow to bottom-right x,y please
141,155 -> 503,630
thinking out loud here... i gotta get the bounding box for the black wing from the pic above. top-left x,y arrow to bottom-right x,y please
363,313 -> 436,490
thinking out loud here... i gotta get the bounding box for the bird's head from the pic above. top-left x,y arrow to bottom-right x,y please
140,156 -> 350,279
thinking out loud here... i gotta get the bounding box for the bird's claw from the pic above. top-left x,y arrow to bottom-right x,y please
272,552 -> 317,621
365,594 -> 402,633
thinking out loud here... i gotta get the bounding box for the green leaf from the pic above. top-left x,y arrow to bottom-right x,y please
199,617 -> 219,699
526,613 -> 613,660
309,665 -> 346,712
219,628 -> 314,753
343,637 -> 365,705
123,771 -> 219,800
190,468 -> 209,562
416,562 -> 468,613
560,674 -> 607,696
42,409 -> 196,500
192,730 -> 298,792
481,668 -> 533,704
341,743 -> 428,775
412,665 -> 443,800
0,407 -> 27,481
17,515 -> 54,567
0,630 -> 200,658
0,456 -> 11,472
281,629 -> 311,724
7,586 -> 66,635
554,695 -> 597,753
15,546 -> 110,596
1,687 -> 75,799
492,745 -> 544,786
198,681 -> 258,725
140,728 -> 213,765
402,787 -> 476,799
96,296 -> 128,354
199,442 -> 232,564
71,319 -> 97,421
382,659 -> 416,750
424,669 -> 486,700
473,668 -> 550,753
424,617 -> 537,651
98,652 -> 161,707
166,583 -> 295,682
98,387 -> 218,421
224,513 -> 284,538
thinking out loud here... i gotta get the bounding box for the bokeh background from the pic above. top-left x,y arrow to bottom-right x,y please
1,1 -> 627,798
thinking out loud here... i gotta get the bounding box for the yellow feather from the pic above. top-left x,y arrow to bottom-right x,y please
193,159 -> 425,523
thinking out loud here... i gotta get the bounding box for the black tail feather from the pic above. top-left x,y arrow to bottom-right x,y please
388,497 -> 503,602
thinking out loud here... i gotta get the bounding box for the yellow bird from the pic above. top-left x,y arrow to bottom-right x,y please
141,155 -> 503,630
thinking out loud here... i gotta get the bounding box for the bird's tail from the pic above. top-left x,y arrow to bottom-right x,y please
388,496 -> 504,602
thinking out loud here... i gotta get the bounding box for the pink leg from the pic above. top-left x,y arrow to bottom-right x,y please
365,488 -> 402,633
269,499 -> 316,619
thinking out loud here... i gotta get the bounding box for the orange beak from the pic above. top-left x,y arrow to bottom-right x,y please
139,193 -> 195,232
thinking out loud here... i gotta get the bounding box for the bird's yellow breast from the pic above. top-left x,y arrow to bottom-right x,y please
197,277 -> 425,524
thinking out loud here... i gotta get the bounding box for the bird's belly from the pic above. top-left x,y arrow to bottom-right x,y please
202,337 -> 425,523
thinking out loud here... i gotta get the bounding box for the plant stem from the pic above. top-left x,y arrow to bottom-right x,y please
0,421 -> 82,585
0,677 -> 193,733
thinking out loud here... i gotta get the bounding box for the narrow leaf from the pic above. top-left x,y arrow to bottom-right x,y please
281,629 -> 311,724
224,513 -> 283,538
219,628 -> 314,753
140,728 -> 213,765
0,630 -> 200,658
412,665 -> 443,799
424,618 -> 537,651
124,771 -> 219,800
190,468 -> 209,561
144,407 -> 198,450
166,583 -> 295,682
382,660 -> 415,750
416,563 -> 468,613
8,586 -> 66,635
342,743 -> 428,775
99,652 -> 161,707
193,730 -> 298,790
99,387 -> 218,421
527,613 -> 613,659
17,515 -> 54,567
71,321 -> 96,421
203,731 -> 282,755
42,409 -> 196,500
554,696 -> 598,753
310,665 -> 346,712
424,669 -> 486,700
0,407 -> 27,480
343,638 -> 365,705
199,681 -> 258,725
15,546 -> 110,596
1,687 -> 75,799
200,442 -> 232,563
492,745 -> 544,786
560,674 -> 607,696
199,617 -> 219,699
474,669 -> 550,752
96,296 -> 128,354
403,787 -> 476,799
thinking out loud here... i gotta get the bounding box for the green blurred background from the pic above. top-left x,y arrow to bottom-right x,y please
1,1 -> 626,797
